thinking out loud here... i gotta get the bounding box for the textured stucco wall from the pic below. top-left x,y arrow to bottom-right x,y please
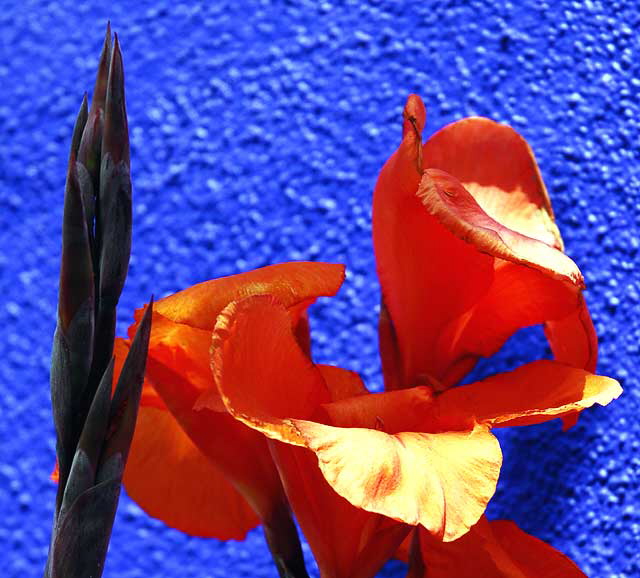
0,1 -> 638,576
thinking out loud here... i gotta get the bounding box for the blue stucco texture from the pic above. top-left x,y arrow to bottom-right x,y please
1,1 -> 638,576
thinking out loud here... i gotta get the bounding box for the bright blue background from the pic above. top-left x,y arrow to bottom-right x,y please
1,1 -> 638,576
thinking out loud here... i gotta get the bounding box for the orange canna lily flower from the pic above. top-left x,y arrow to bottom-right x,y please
202,293 -> 619,577
406,515 -> 586,577
372,94 -> 621,572
372,94 -> 598,408
114,261 -> 345,576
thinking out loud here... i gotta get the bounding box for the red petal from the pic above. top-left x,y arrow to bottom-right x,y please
411,516 -> 586,577
545,294 -> 598,373
123,405 -> 258,539
269,443 -> 409,578
373,118 -> 495,388
317,364 -> 368,402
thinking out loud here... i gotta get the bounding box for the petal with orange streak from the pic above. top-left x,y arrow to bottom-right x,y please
124,405 -> 259,540
289,420 -> 501,541
411,517 -> 585,577
422,116 -> 563,249
428,360 -> 621,430
134,261 -> 345,331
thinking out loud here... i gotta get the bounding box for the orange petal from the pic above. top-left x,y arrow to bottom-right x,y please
422,116 -> 562,249
319,386 -> 434,434
135,261 -> 345,330
50,461 -> 60,483
137,313 -> 226,412
411,516 -> 585,577
146,354 -> 286,521
204,295 -> 330,420
490,520 -> 585,577
122,308 -> 288,522
123,405 -> 259,539
434,261 -> 583,386
428,360 -> 622,429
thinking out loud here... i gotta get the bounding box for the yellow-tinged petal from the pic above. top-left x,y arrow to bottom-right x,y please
417,169 -> 582,287
289,420 -> 501,541
422,116 -> 562,249
212,295 -> 502,541
428,360 -> 622,429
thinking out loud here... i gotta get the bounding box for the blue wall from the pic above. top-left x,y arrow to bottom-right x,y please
0,1 -> 638,576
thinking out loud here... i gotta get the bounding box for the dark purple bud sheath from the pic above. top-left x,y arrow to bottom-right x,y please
45,25 -> 150,578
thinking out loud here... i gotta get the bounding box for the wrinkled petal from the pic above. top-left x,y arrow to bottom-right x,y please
211,295 -> 502,542
426,360 -> 622,429
422,116 -> 562,249
290,420 -> 501,542
417,170 -> 582,286
134,261 -> 345,330
124,405 -> 258,539
410,516 -> 585,577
